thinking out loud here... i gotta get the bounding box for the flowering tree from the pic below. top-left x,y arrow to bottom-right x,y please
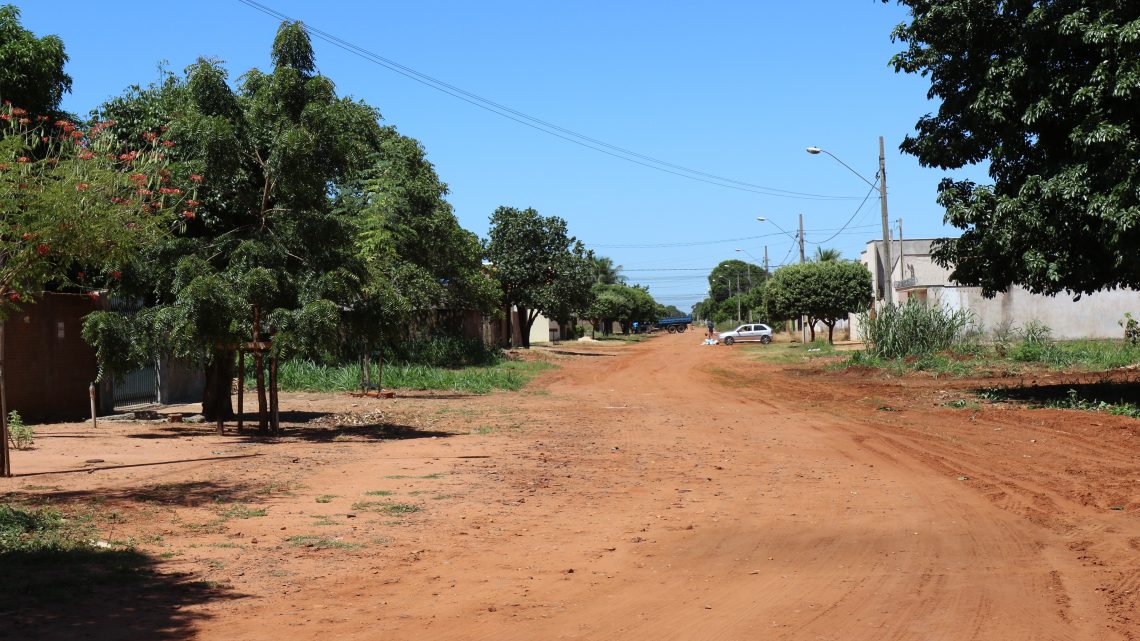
0,105 -> 186,475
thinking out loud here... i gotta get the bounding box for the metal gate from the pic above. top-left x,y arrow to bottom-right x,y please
113,363 -> 158,408
107,296 -> 159,408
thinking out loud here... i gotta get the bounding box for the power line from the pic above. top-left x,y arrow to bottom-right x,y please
804,181 -> 880,246
235,0 -> 864,201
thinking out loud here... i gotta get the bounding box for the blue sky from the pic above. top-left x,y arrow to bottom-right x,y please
16,1 -> 988,310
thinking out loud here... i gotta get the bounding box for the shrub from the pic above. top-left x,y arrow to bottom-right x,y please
384,336 -> 502,368
1121,312 -> 1139,346
858,299 -> 976,358
1009,320 -> 1055,362
6,411 -> 33,450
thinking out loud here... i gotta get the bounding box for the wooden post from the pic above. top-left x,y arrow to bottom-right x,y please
0,321 -> 10,477
237,350 -> 245,432
252,305 -> 268,433
269,356 -> 280,434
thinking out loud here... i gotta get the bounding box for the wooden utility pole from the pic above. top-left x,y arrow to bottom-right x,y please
879,136 -> 893,304
764,245 -> 769,275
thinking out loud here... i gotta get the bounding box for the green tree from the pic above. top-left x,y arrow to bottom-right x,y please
0,102 -> 183,477
83,21 -> 389,427
888,0 -> 1140,296
0,5 -> 71,118
485,206 -> 593,348
766,261 -> 872,343
708,259 -> 765,302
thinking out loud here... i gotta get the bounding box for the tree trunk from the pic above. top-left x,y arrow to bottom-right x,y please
825,320 -> 836,344
517,306 -> 531,349
202,349 -> 235,421
808,318 -> 817,342
253,304 -> 268,433
0,321 -> 10,477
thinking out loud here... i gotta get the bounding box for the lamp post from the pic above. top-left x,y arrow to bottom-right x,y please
807,137 -> 892,303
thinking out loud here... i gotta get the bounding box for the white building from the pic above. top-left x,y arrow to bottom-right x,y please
852,238 -> 1139,340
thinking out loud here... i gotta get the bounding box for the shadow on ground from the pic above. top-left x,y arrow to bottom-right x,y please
1,548 -> 243,640
1,479 -> 267,508
978,380 -> 1140,406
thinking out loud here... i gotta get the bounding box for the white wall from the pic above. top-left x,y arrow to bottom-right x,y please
850,239 -> 1140,341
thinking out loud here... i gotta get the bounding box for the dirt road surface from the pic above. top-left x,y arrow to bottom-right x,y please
4,334 -> 1138,640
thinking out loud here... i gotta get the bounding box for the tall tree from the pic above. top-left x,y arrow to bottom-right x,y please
590,254 -> 624,285
485,206 -> 593,348
0,7 -> 183,475
888,0 -> 1140,297
814,247 -> 842,262
84,21 -> 386,426
0,5 -> 71,118
707,259 -> 765,302
766,261 -> 872,343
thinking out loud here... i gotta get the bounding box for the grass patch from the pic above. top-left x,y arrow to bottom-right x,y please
363,490 -> 393,496
284,535 -> 362,550
267,358 -> 555,394
1,505 -> 96,553
385,472 -> 446,480
351,500 -> 422,515
943,399 -> 981,410
315,495 -> 336,504
981,387 -> 1140,418
219,504 -> 267,519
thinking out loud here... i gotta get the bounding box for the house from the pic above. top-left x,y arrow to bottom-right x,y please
852,238 -> 1139,340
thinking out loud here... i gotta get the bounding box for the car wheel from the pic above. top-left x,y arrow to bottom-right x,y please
677,325 -> 687,333
667,325 -> 677,333
724,336 -> 735,345
760,335 -> 771,344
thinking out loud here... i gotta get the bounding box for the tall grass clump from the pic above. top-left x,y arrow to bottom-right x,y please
859,300 -> 976,358
0,505 -> 94,553
272,359 -> 554,394
385,336 -> 502,368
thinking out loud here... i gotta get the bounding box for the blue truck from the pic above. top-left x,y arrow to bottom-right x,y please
655,315 -> 692,333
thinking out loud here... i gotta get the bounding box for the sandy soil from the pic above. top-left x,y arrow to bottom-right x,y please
2,334 -> 1138,640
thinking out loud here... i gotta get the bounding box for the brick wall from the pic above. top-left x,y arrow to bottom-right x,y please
3,293 -> 100,422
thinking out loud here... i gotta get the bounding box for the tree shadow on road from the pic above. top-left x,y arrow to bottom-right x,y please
2,479 -> 266,508
1,547 -> 244,641
978,379 -> 1140,407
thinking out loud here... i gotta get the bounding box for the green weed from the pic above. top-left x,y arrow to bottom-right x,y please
284,535 -> 362,550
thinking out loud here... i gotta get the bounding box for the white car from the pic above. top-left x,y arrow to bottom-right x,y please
719,323 -> 773,345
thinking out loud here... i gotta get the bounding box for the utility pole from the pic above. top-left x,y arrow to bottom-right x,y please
878,136 -> 893,304
798,213 -> 806,264
735,272 -> 741,324
764,245 -> 769,276
798,214 -> 807,343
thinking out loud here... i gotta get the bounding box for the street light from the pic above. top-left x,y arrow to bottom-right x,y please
807,137 -> 893,303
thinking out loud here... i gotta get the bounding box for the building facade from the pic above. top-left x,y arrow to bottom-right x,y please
853,239 -> 1139,340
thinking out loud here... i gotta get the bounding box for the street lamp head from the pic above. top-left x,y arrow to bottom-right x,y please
734,248 -> 742,252
806,147 -> 822,155
755,216 -> 766,222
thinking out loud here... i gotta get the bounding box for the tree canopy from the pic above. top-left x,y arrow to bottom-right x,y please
0,5 -> 71,117
485,206 -> 593,347
766,261 -> 872,343
889,0 -> 1140,297
82,21 -> 490,423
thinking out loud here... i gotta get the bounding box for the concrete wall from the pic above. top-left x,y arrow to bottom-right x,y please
851,239 -> 1140,341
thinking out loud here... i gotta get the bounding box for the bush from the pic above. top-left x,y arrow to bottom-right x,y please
1122,312 -> 1139,346
858,300 -> 976,358
384,336 -> 502,368
6,411 -> 33,450
1009,320 -> 1055,362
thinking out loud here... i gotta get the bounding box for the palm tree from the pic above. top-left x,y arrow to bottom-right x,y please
591,255 -> 625,284
814,247 -> 842,262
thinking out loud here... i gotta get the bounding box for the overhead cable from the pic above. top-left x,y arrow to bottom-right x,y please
235,0 -> 864,201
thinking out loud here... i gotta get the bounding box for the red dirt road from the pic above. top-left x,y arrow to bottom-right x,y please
4,334 -> 1139,640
